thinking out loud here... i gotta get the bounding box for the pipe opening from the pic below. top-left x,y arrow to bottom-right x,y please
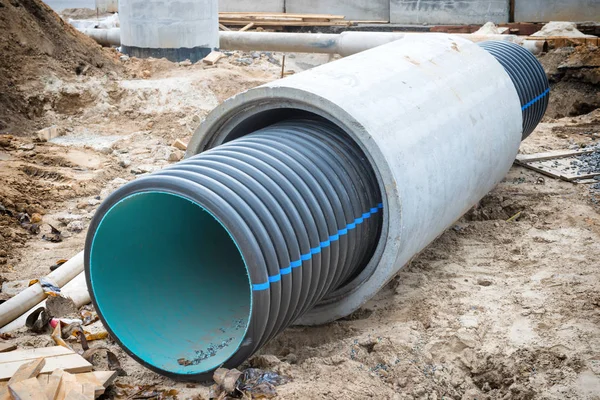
89,192 -> 251,375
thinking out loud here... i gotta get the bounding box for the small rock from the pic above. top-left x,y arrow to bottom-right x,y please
1,280 -> 30,296
236,58 -> 253,66
250,354 -> 281,369
46,296 -> 79,318
169,150 -> 184,162
119,157 -> 131,168
141,70 -> 151,79
146,121 -> 154,129
459,315 -> 479,328
76,202 -> 89,210
19,143 -> 35,151
284,353 -> 297,364
37,126 -> 61,142
67,220 -> 85,233
477,279 -> 493,287
179,60 -> 192,66
30,213 -> 42,223
132,164 -> 158,174
55,212 -> 83,225
251,52 -> 260,59
119,55 -> 130,62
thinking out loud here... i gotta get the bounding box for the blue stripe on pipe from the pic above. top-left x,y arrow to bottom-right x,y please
252,204 -> 383,291
522,88 -> 550,111
253,281 -> 270,291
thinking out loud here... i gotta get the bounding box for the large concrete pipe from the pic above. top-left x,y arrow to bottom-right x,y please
119,0 -> 218,62
85,35 -> 549,380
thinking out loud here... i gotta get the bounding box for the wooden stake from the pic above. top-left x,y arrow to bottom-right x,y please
239,22 -> 255,32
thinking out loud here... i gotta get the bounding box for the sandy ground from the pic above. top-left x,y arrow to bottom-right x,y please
1,43 -> 600,400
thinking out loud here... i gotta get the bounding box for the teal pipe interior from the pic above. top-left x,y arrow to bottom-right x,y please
89,192 -> 252,375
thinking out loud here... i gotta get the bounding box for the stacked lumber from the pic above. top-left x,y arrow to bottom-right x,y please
219,12 -> 352,27
0,347 -> 116,400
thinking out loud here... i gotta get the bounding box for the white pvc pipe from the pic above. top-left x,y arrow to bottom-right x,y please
0,251 -> 84,328
0,271 -> 90,333
81,28 -> 121,47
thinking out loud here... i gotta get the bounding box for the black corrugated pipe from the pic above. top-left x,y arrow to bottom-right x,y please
479,41 -> 550,139
85,119 -> 383,380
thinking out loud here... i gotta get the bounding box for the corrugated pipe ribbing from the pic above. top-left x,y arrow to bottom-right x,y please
479,41 -> 550,139
85,119 -> 382,380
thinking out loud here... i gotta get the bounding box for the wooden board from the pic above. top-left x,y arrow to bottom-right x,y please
8,378 -> 46,400
0,344 -> 16,354
516,149 -> 595,163
0,347 -> 73,364
0,355 -> 92,381
219,20 -> 352,26
515,149 -> 600,182
202,51 -> 224,65
219,12 -> 345,20
76,371 -> 117,389
239,22 -> 255,32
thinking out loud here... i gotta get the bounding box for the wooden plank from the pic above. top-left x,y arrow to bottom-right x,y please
239,22 -> 255,32
64,392 -> 90,400
0,355 -> 92,381
6,359 -> 45,385
80,383 -> 96,398
73,373 -> 106,398
0,347 -> 73,365
514,160 -> 568,180
563,171 -> 600,181
574,178 -> 598,184
516,149 -> 595,163
8,378 -> 46,400
0,344 -> 16,354
219,12 -> 345,19
202,51 -> 224,65
218,23 -> 231,31
43,370 -> 64,400
223,16 -> 304,22
219,20 -> 351,26
75,371 -> 116,389
55,372 -> 77,400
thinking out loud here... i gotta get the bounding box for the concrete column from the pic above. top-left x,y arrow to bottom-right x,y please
119,0 -> 218,63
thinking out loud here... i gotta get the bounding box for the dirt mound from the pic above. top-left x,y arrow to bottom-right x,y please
539,45 -> 600,120
0,0 -> 122,135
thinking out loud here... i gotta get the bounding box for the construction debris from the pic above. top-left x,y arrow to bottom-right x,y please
0,347 -> 116,400
202,51 -> 225,65
0,347 -> 92,381
532,21 -> 595,38
218,12 -> 351,27
171,139 -> 188,151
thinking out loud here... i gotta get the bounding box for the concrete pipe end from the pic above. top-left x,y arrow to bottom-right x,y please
186,87 -> 403,325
